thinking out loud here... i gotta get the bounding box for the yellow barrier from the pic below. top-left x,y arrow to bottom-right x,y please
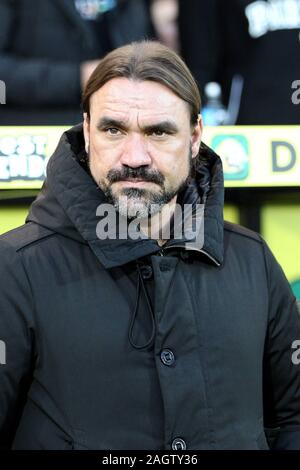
203,126 -> 300,187
0,126 -> 300,189
261,204 -> 300,302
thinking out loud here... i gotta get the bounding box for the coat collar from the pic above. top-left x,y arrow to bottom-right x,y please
27,124 -> 224,269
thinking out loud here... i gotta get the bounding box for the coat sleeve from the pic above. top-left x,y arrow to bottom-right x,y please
0,239 -> 35,449
261,238 -> 300,449
0,0 -> 81,107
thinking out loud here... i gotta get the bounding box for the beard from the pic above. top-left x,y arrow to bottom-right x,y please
94,148 -> 193,219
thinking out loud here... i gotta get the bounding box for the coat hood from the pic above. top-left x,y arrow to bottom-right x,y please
26,124 -> 225,268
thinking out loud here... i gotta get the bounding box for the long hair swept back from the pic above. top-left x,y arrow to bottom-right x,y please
82,40 -> 201,125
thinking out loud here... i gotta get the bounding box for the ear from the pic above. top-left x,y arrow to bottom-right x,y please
191,114 -> 203,158
83,113 -> 90,154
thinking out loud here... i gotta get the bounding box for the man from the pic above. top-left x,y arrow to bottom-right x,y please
0,41 -> 300,450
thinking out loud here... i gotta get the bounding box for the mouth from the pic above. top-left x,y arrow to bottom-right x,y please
116,179 -> 156,186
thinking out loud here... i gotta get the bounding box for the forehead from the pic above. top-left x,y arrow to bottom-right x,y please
89,77 -> 190,123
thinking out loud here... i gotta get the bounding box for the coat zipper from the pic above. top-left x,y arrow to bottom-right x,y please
158,247 -> 166,256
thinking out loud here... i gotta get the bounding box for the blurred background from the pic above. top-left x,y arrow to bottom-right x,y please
0,0 -> 299,300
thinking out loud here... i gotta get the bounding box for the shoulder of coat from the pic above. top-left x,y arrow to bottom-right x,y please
0,222 -> 55,252
224,220 -> 262,244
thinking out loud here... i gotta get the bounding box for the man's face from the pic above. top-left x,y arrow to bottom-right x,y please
83,77 -> 202,218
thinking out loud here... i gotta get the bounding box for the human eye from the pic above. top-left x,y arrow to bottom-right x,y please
148,127 -> 168,138
105,127 -> 122,136
152,129 -> 166,137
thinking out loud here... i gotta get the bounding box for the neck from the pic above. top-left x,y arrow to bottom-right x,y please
139,195 -> 178,246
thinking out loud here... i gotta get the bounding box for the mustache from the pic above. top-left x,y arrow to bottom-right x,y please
107,166 -> 165,186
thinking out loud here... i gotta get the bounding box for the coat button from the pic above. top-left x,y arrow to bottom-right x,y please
160,349 -> 175,366
159,262 -> 171,272
171,438 -> 187,450
140,265 -> 153,280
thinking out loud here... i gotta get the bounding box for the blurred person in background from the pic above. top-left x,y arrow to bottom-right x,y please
178,0 -> 300,124
0,0 -> 154,125
150,0 -> 179,51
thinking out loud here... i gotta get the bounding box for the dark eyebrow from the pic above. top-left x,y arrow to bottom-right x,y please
96,117 -> 128,131
142,121 -> 179,134
96,117 -> 179,134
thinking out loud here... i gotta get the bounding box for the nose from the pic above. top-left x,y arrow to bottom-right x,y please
119,133 -> 152,168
